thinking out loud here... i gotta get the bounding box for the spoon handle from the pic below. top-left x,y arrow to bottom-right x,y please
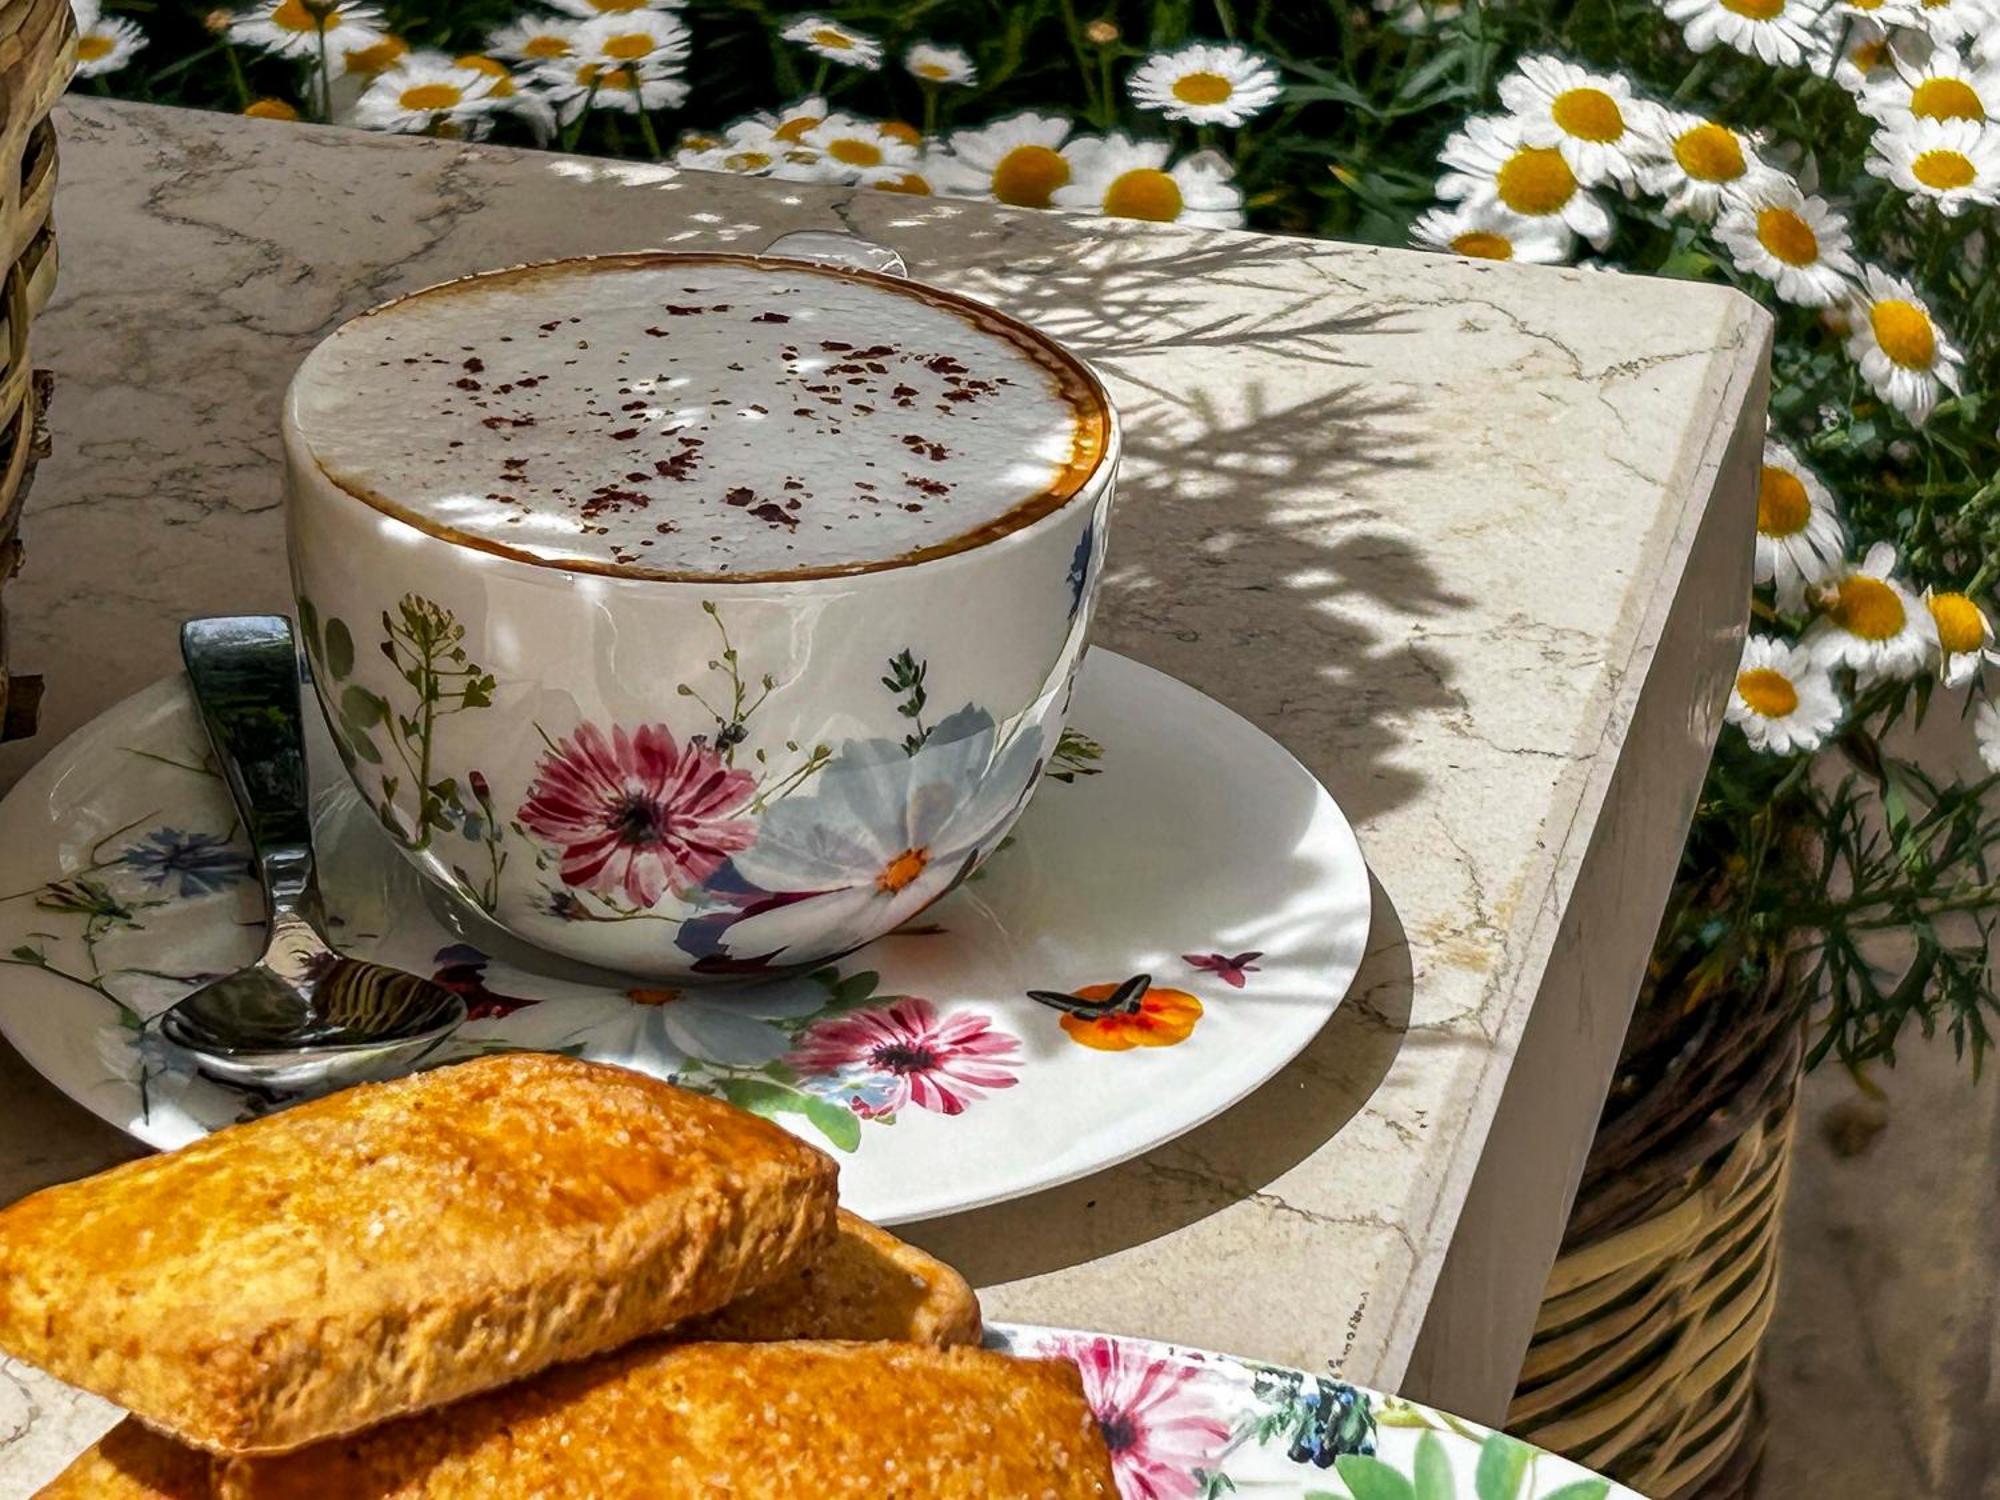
181,615 -> 325,928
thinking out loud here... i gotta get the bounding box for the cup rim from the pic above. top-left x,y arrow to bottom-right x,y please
289,249 -> 1117,585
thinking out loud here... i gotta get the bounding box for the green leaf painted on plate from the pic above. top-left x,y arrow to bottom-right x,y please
325,617 -> 355,679
296,598 -> 322,666
718,1077 -> 860,1153
1413,1434 -> 1453,1500
1475,1433 -> 1533,1500
345,728 -> 382,765
341,684 -> 388,729
1334,1455 -> 1415,1500
1540,1483 -> 1609,1500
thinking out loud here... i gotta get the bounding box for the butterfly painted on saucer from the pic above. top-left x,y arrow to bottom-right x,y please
1024,974 -> 1205,1050
1182,951 -> 1262,988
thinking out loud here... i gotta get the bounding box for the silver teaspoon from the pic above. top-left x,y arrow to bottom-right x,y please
159,615 -> 465,1092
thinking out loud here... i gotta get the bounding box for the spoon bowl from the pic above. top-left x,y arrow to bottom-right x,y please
160,616 -> 465,1092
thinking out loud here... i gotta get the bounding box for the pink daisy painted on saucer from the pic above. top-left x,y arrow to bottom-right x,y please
519,722 -> 756,908
788,998 -> 1020,1118
1049,1333 -> 1233,1499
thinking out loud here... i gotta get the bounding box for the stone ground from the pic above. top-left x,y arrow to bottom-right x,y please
1759,1029 -> 2000,1497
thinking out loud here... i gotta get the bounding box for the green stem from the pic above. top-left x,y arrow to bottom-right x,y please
637,108 -> 663,159
314,24 -> 332,124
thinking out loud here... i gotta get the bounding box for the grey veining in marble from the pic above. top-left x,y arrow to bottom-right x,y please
0,98 -> 1767,1491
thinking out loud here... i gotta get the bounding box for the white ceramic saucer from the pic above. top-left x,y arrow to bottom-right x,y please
0,650 -> 1369,1224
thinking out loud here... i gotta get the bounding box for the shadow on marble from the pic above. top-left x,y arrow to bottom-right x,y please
908,875 -> 1414,1285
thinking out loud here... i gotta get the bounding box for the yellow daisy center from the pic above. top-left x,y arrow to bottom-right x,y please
625,987 -> 684,1007
1495,146 -> 1576,215
723,150 -> 773,171
1869,299 -> 1937,368
599,66 -> 638,90
877,847 -> 930,893
344,35 -> 406,71
243,97 -> 299,120
522,33 -> 570,58
812,26 -> 854,50
1172,71 -> 1236,106
1755,207 -> 1819,266
1850,0 -> 1884,8
455,54 -> 507,77
1910,76 -> 1985,121
1674,123 -> 1746,182
1929,592 -> 1988,652
1736,667 -> 1799,718
916,62 -> 952,80
77,32 -> 114,60
1912,148 -> 1976,189
1451,230 -> 1513,259
1551,86 -> 1625,142
1850,38 -> 1890,73
1721,0 -> 1787,17
270,0 -> 319,32
991,143 -> 1070,207
772,115 -> 821,143
880,120 -> 922,145
602,32 -> 655,60
827,138 -> 884,167
1102,167 -> 1185,221
1832,576 -> 1907,640
400,82 -> 463,111
1757,465 -> 1812,536
876,171 -> 932,195
591,0 -> 649,11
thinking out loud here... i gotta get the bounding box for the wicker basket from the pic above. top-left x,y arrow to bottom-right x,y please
0,0 -> 72,745
1507,944 -> 1805,1499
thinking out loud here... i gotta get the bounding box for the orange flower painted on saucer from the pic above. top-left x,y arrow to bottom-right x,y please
1027,974 -> 1204,1051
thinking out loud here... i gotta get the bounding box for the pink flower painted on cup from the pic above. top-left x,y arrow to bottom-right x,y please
519,722 -> 756,909
1050,1334 -> 1233,1500
788,997 -> 1020,1118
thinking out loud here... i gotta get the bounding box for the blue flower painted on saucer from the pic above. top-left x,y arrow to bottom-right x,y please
118,828 -> 249,897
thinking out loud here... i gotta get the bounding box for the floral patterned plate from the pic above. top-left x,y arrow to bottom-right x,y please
0,649 -> 1370,1224
987,1324 -> 1643,1500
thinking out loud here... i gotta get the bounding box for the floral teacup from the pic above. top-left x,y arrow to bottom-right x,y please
283,239 -> 1117,980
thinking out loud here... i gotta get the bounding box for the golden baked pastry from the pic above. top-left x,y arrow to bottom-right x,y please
221,1341 -> 1116,1497
42,1211 -> 986,1498
0,1054 -> 837,1456
685,1209 -> 980,1346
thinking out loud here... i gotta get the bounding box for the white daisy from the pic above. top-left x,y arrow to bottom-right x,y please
742,94 -> 833,145
487,16 -> 580,64
1050,134 -> 1244,228
780,15 -> 883,70
1662,0 -> 1833,66
1831,17 -> 1910,91
799,113 -> 919,177
454,53 -> 557,141
1727,636 -> 1844,753
70,0 -> 146,77
904,41 -> 975,86
351,50 -> 503,132
1860,42 -> 2000,123
1924,589 -> 1996,685
1411,200 -> 1574,262
1976,699 -> 2000,771
1756,441 -> 1848,611
546,0 -> 685,16
1436,113 -> 1614,248
228,0 -> 382,61
1833,0 -> 1927,23
537,56 -> 689,117
1806,541 -> 1938,681
1907,0 -> 2000,44
1632,108 -> 1774,219
1497,56 -> 1650,186
1842,266 -> 1964,424
1866,115 -> 2000,212
931,112 -> 1082,208
339,31 -> 406,75
1127,42 -> 1282,127
1713,179 -> 1860,305
572,10 -> 689,76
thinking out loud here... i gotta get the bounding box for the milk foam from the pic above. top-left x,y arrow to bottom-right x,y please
287,256 -> 1100,576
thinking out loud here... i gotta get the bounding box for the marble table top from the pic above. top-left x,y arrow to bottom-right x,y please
0,97 -> 1768,1491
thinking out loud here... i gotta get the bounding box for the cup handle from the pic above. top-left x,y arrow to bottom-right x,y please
758,230 -> 908,279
